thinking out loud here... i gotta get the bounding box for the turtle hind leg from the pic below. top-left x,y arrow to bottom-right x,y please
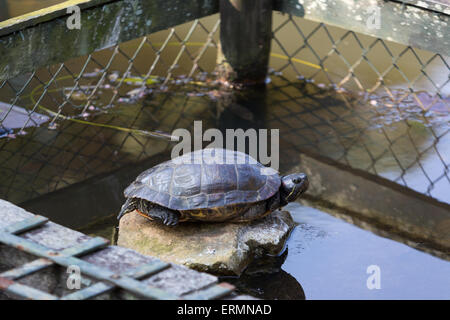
117,198 -> 138,220
148,205 -> 180,226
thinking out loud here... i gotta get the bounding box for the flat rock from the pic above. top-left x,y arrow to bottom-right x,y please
118,210 -> 296,276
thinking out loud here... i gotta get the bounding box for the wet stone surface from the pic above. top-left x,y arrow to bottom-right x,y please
118,210 -> 296,276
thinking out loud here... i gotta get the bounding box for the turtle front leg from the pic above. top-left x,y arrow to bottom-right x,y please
147,205 -> 180,226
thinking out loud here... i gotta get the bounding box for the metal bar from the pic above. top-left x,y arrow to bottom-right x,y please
0,237 -> 109,280
0,277 -> 58,300
61,282 -> 111,300
61,260 -> 170,300
0,259 -> 53,280
1,216 -> 48,234
0,230 -> 54,257
60,237 -> 109,256
183,283 -> 235,300
111,275 -> 178,300
0,232 -> 178,299
122,261 -> 171,278
53,254 -> 178,299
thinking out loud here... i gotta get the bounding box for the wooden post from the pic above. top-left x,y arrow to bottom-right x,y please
217,0 -> 273,87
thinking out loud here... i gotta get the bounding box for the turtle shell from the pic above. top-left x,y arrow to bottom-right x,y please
124,148 -> 281,211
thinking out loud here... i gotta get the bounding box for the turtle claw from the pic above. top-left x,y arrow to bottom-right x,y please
164,212 -> 179,227
164,215 -> 178,227
150,207 -> 179,227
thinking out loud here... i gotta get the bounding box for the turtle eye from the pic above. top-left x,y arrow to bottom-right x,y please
293,178 -> 301,184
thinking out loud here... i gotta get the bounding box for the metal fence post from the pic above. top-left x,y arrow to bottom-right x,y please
217,0 -> 273,87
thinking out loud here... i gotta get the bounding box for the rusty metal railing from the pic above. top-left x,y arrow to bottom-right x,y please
0,214 -> 234,299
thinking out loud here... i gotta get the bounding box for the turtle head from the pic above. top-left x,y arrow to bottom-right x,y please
280,173 -> 309,206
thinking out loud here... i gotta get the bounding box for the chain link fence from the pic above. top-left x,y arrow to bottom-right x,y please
0,11 -> 448,205
0,15 -> 220,203
270,13 -> 449,203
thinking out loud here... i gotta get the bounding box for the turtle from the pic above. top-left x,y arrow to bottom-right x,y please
117,148 -> 308,226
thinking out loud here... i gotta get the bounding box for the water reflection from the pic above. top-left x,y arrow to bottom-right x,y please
226,269 -> 306,300
215,85 -> 269,132
223,247 -> 306,300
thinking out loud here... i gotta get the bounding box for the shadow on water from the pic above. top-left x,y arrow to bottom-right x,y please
222,248 -> 306,300
225,269 -> 307,300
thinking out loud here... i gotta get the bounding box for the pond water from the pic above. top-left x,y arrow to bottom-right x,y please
279,202 -> 450,299
1,0 -> 449,300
